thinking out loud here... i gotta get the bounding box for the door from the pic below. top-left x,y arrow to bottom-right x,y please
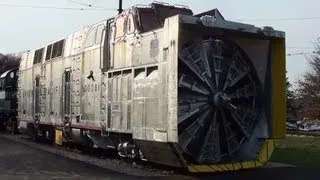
63,69 -> 71,117
102,18 -> 114,71
100,18 -> 114,130
34,76 -> 41,116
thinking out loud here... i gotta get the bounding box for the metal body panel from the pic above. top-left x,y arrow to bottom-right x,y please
21,69 -> 33,121
179,15 -> 285,39
107,69 -> 132,131
164,16 -> 180,143
50,59 -> 64,120
271,39 -> 286,138
130,33 -> 166,140
82,49 -> 101,122
64,34 -> 74,58
18,25 -> 94,128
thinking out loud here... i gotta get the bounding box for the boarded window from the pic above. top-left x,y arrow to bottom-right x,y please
46,44 -> 52,60
137,8 -> 161,33
84,27 -> 97,48
115,16 -> 126,38
52,40 -> 65,59
33,48 -> 44,64
95,25 -> 105,45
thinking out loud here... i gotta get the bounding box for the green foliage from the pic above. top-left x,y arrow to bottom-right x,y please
286,72 -> 300,120
271,147 -> 320,168
271,136 -> 320,168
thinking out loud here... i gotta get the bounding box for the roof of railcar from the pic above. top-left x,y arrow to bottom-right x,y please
0,68 -> 18,78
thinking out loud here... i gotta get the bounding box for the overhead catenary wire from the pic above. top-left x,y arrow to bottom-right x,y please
286,46 -> 315,49
234,16 -> 320,22
1,2 -> 320,19
287,51 -> 320,56
66,0 -> 93,7
65,0 -> 103,8
0,3 -> 116,11
287,52 -> 309,56
1,2 -> 320,57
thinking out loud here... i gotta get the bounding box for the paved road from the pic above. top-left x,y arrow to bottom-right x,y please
0,135 -> 320,180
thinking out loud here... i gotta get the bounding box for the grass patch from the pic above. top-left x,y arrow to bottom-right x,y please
270,135 -> 320,168
271,147 -> 320,167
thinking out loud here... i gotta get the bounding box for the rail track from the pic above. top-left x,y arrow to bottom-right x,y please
286,129 -> 320,137
1,132 -> 186,177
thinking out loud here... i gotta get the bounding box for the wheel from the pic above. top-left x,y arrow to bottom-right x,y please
177,37 -> 263,164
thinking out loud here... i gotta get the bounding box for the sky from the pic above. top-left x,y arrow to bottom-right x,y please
0,0 -> 319,88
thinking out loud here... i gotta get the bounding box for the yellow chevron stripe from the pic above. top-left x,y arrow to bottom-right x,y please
187,139 -> 277,173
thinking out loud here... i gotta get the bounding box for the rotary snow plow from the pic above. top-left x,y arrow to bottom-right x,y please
16,2 -> 285,174
134,7 -> 286,173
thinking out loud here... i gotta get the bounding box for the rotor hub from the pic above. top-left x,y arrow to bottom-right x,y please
213,92 -> 228,106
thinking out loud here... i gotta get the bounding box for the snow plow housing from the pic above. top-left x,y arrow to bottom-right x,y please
133,7 -> 286,172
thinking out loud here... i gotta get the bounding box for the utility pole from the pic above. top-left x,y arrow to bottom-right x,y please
117,0 -> 123,14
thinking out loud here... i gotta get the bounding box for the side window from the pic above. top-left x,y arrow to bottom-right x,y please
84,27 -> 97,48
33,48 -> 44,64
115,15 -> 126,38
127,14 -> 135,34
52,40 -> 65,59
46,44 -> 52,60
95,25 -> 105,45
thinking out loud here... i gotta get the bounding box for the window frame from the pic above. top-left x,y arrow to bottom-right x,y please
115,15 -> 126,39
33,48 -> 44,64
44,39 -> 65,61
45,44 -> 53,61
84,27 -> 98,48
51,39 -> 65,59
95,24 -> 105,45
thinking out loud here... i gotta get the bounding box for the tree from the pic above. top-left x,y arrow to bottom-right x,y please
286,74 -> 295,118
297,40 -> 320,120
0,53 -> 21,75
286,73 -> 302,120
